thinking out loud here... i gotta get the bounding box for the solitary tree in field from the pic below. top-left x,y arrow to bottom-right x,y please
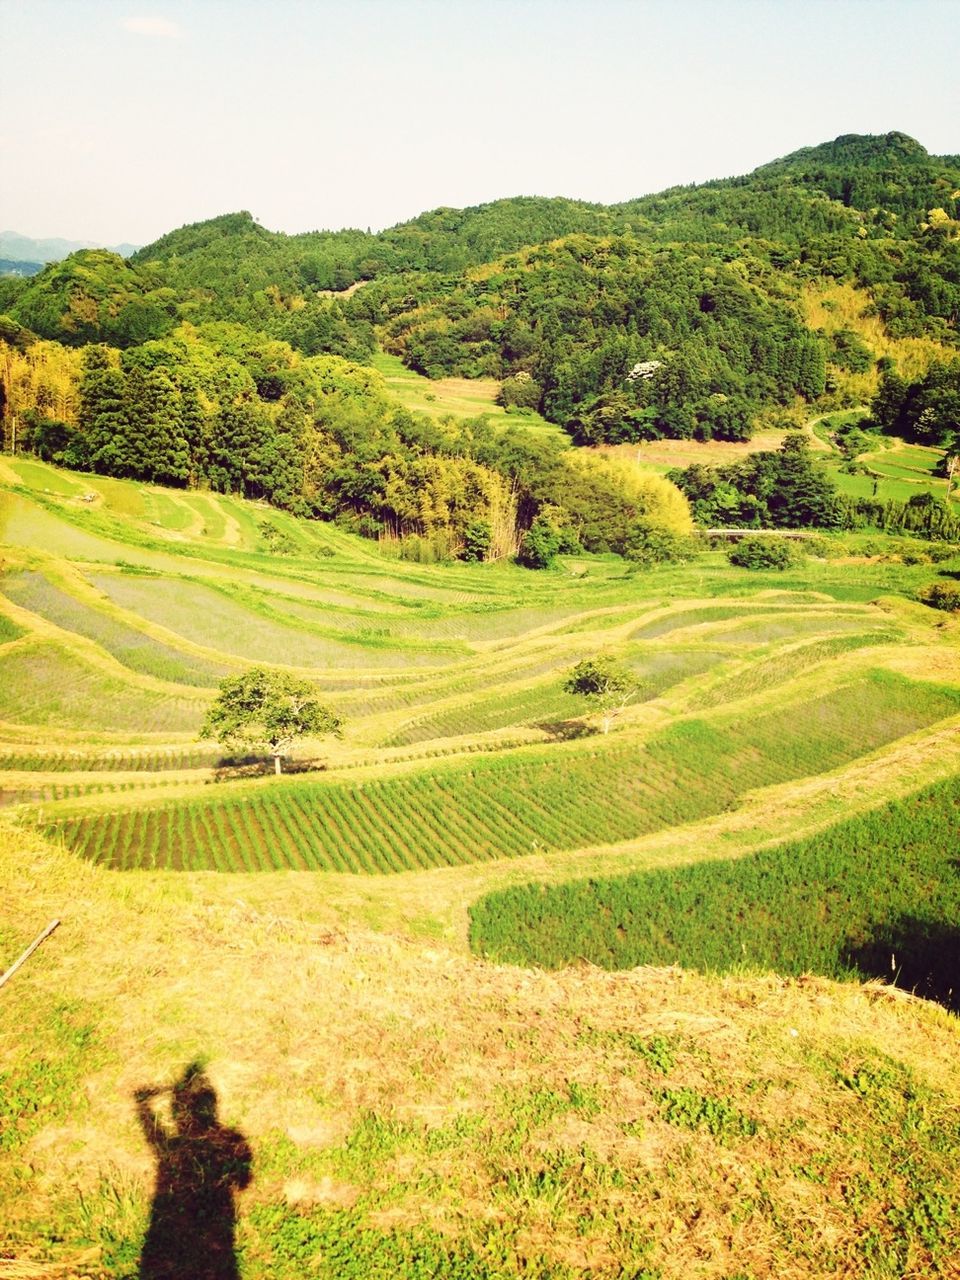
563,657 -> 641,735
200,668 -> 342,775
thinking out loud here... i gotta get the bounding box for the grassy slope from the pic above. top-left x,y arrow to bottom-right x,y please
370,350 -> 563,437
2,822 -> 960,1279
3,457 -> 960,1275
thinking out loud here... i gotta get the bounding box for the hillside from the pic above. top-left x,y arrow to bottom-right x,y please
3,133 -> 956,501
2,431 -> 960,1274
3,132 -> 960,1275
3,819 -> 960,1279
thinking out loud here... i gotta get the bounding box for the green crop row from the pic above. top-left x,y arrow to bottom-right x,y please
48,671 -> 960,873
383,650 -> 724,747
1,571 -> 232,686
468,775 -> 960,1010
0,747 -> 222,773
688,631 -> 901,710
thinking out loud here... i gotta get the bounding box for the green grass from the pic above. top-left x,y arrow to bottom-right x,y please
6,458 -> 87,496
0,612 -> 24,644
1,571 -> 232,686
468,775 -> 960,1011
825,441 -> 960,510
689,631 -> 901,709
89,572 -> 463,668
144,488 -> 197,533
371,349 -> 561,438
0,639 -> 207,733
50,671 -> 960,871
383,650 -> 725,746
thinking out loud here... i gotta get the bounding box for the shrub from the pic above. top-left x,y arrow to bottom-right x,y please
727,537 -> 802,570
918,581 -> 960,612
517,515 -> 562,569
624,527 -> 697,566
460,520 -> 492,563
499,371 -> 542,410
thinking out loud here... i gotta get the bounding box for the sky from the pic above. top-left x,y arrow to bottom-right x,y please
2,0 -> 959,247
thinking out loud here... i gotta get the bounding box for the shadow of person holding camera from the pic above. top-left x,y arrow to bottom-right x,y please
135,1061 -> 252,1280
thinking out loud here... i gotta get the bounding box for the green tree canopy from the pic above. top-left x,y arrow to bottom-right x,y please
200,668 -> 342,774
563,657 -> 640,734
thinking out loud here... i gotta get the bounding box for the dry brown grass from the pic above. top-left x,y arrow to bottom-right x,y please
2,820 -> 960,1277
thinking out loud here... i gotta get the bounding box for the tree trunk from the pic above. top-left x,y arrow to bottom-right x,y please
274,754 -> 282,775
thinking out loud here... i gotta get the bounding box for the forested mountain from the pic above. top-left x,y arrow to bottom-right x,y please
2,132 -> 958,557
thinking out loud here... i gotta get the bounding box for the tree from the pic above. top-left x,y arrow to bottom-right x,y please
563,657 -> 640,734
517,512 -> 563,568
727,535 -> 803,570
200,668 -> 342,775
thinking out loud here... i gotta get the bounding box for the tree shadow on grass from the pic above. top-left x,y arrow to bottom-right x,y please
844,914 -> 960,1013
136,1062 -> 252,1280
535,719 -> 599,741
210,755 -> 328,783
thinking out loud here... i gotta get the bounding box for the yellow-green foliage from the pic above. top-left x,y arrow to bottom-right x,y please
800,281 -> 950,398
0,338 -> 84,434
563,451 -> 694,535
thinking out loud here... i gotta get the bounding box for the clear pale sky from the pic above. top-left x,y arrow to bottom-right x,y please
2,0 -> 958,246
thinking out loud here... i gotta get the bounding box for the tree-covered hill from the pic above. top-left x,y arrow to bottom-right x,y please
2,131 -> 958,555
752,131 -> 960,225
8,131 -> 958,363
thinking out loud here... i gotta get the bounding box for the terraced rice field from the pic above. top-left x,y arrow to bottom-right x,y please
3,457 -> 960,908
46,670 -> 960,870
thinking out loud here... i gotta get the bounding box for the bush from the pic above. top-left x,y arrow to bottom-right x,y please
727,536 -> 802,570
460,520 -> 492,563
499,371 -> 542,410
624,527 -> 697,566
918,581 -> 960,612
516,515 -> 562,569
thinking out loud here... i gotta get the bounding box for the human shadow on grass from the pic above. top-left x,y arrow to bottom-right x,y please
135,1062 -> 252,1280
844,914 -> 960,1013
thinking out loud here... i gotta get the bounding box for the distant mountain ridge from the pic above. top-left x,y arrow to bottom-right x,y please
0,230 -> 140,264
3,131 -> 957,382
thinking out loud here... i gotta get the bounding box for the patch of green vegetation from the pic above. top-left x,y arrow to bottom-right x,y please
0,612 -> 24,644
50,669 -> 960,871
468,775 -> 960,1010
813,1046 -> 960,1276
89,572 -> 463,668
1,571 -> 232,685
0,638 -> 206,733
658,1088 -> 758,1141
0,1001 -> 101,1155
6,458 -> 86,496
242,1203 -> 570,1280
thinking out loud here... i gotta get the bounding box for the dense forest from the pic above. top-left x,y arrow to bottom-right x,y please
2,132 -> 959,557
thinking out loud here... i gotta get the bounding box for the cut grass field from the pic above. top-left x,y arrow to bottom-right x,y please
3,455 -> 960,1276
371,349 -> 563,437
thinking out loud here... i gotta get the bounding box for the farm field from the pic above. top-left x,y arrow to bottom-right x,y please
3,455 -> 960,861
3,457 -> 960,1277
371,350 -> 562,437
469,773 -> 960,1009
